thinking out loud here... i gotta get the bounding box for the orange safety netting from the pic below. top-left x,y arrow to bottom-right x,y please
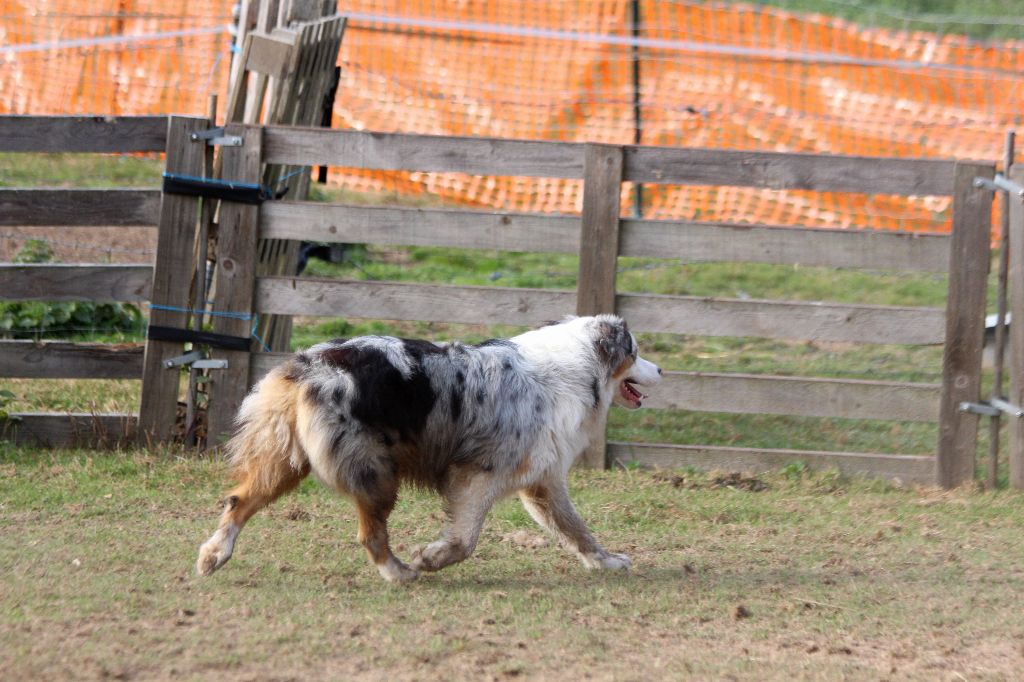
3,0 -> 1024,234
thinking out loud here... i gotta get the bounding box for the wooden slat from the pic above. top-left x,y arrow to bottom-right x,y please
207,125 -> 265,445
249,351 -> 290,383
138,116 -> 209,444
607,441 -> 934,483
259,202 -> 581,253
260,202 -> 951,272
620,219 -> 951,272
936,162 -> 994,488
262,125 -> 584,178
2,412 -> 137,448
651,371 -> 939,422
576,144 -> 624,469
0,341 -> 143,379
262,125 -> 956,196
0,189 -> 161,227
0,264 -> 151,302
577,144 -> 623,316
624,147 -> 956,196
0,116 -> 169,153
1007,166 -> 1024,489
256,276 -> 575,325
617,293 -> 945,345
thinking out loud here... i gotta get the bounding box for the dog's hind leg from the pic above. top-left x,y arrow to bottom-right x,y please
519,478 -> 631,570
410,470 -> 498,573
354,488 -> 419,584
196,457 -> 310,576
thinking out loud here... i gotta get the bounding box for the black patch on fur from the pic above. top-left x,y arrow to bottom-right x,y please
332,386 -> 345,405
380,432 -> 395,447
317,343 -> 436,441
283,354 -> 311,382
476,389 -> 486,405
590,376 -> 601,409
502,359 -> 513,371
476,338 -> 512,349
455,370 -> 465,385
354,464 -> 378,492
330,429 -> 347,452
225,495 -> 239,511
450,389 -> 463,422
401,338 -> 447,362
535,398 -> 545,413
307,382 -> 331,407
596,318 -> 633,377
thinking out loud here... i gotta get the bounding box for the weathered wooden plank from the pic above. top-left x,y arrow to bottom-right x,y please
256,277 -> 575,326
620,219 -> 951,272
259,202 -> 951,272
936,162 -> 994,488
262,125 -> 584,178
0,341 -> 143,379
246,32 -> 296,79
0,264 -> 152,302
207,125 -> 265,446
0,189 -> 161,227
1008,166 -> 1024,490
138,116 -> 209,444
0,115 -> 169,153
2,412 -> 137,448
617,293 -> 945,345
576,144 -> 624,468
651,371 -> 940,422
259,202 -> 581,253
624,147 -> 956,196
577,144 -> 623,317
262,125 -> 955,196
607,442 -> 934,483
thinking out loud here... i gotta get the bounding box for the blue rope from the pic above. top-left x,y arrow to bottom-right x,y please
275,167 -> 307,187
250,315 -> 271,353
149,303 -> 252,321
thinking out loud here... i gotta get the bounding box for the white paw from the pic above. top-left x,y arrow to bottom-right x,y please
409,540 -> 468,572
377,557 -> 419,584
195,524 -> 238,576
583,551 -> 632,571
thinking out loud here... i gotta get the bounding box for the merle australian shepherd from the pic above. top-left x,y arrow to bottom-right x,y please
196,315 -> 662,583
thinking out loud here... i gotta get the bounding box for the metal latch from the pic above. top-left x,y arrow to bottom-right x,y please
164,350 -> 228,370
190,126 -> 243,147
959,399 -> 1024,418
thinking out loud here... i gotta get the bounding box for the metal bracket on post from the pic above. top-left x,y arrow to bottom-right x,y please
974,174 -> 1024,198
163,350 -> 228,371
190,126 -> 243,147
960,399 -> 1024,418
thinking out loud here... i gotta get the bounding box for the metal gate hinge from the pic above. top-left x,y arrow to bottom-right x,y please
190,126 -> 243,147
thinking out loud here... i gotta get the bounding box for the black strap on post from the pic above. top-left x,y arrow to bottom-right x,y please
162,172 -> 270,205
147,325 -> 251,352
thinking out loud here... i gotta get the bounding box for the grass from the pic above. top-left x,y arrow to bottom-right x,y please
2,447 -> 1022,680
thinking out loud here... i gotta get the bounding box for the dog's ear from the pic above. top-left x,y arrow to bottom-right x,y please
594,317 -> 632,371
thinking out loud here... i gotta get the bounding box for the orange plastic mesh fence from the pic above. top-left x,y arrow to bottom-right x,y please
3,0 -> 1023,233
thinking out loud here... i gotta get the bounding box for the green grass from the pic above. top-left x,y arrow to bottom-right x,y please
0,152 -> 163,188
1,447 -> 1022,680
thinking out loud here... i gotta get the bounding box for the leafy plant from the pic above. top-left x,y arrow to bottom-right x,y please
0,240 -> 143,339
0,389 -> 18,421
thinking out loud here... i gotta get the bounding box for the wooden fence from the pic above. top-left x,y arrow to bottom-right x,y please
0,116 -> 998,488
0,115 -> 205,447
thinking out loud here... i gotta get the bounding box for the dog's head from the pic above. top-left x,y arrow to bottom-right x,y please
591,315 -> 661,409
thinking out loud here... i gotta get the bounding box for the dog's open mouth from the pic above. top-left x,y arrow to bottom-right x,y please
619,379 -> 647,409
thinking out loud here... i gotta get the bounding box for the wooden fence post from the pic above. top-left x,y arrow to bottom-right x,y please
138,116 -> 210,444
936,162 -> 994,488
576,144 -> 624,469
205,125 -> 264,447
1008,166 -> 1024,489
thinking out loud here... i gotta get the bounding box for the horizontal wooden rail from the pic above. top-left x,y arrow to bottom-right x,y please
0,115 -> 170,153
624,147 -> 956,196
607,441 -> 934,483
619,220 -> 950,272
263,125 -> 582,178
0,341 -> 144,379
2,412 -> 137,448
259,202 -> 581,253
256,276 -> 574,325
262,125 -> 956,196
261,202 -> 950,271
0,264 -> 152,302
617,293 -> 944,345
0,189 -> 161,226
255,277 -> 944,344
651,371 -> 940,422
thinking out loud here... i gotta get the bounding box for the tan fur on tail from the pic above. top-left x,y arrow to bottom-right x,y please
225,370 -> 308,499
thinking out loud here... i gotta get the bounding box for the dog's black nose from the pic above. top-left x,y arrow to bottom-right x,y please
657,366 -> 663,375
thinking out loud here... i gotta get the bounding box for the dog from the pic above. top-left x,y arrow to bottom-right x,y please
196,314 -> 662,582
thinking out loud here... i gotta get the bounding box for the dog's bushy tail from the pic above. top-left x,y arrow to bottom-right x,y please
224,368 -> 309,498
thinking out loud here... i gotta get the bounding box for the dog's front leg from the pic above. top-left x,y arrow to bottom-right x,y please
411,471 -> 498,572
519,478 -> 630,570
